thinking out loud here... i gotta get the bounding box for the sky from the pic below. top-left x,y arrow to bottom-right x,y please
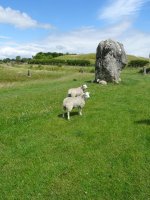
0,0 -> 150,58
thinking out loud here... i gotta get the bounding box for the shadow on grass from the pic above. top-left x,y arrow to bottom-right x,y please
85,80 -> 94,83
58,112 -> 79,119
135,119 -> 150,125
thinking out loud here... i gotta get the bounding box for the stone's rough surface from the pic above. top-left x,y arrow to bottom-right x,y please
95,39 -> 127,83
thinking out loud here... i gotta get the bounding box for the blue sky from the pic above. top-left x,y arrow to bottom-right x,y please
0,0 -> 149,58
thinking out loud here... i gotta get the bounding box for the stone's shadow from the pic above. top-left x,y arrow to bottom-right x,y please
135,119 -> 150,125
58,112 -> 79,119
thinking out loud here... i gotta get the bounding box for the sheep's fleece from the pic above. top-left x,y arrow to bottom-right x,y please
67,84 -> 87,97
63,92 -> 90,119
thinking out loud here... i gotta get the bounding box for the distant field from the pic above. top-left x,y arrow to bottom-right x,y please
0,65 -> 150,199
55,53 -> 96,64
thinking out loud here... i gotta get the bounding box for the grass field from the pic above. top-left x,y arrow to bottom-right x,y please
0,64 -> 150,199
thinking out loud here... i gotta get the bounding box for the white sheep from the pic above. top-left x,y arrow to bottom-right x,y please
67,84 -> 88,97
63,92 -> 90,120
98,80 -> 107,85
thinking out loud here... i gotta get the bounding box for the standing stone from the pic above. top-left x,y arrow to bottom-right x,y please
27,69 -> 31,77
95,39 -> 127,83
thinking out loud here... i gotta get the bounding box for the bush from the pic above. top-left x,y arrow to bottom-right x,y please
66,59 -> 90,66
128,59 -> 149,67
139,67 -> 150,74
33,52 -> 63,60
28,58 -> 91,67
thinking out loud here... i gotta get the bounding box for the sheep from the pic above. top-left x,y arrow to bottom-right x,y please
67,84 -> 88,97
96,79 -> 107,85
98,80 -> 107,85
63,91 -> 90,120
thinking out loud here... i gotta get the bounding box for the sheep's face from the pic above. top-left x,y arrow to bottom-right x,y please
82,84 -> 88,90
84,92 -> 90,99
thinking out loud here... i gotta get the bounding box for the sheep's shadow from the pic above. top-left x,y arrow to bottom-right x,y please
135,119 -> 150,125
58,111 -> 79,119
85,80 -> 94,84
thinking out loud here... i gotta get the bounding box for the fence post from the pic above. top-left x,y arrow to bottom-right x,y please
27,69 -> 31,77
143,66 -> 146,75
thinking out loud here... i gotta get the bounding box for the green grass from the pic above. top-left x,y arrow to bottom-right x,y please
0,65 -> 150,200
55,53 -> 96,64
54,53 -> 149,65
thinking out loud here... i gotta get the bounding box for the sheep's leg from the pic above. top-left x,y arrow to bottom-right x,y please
79,108 -> 82,116
62,107 -> 66,118
67,111 -> 70,120
63,106 -> 67,118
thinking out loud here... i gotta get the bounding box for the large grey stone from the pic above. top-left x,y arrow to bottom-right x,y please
95,39 -> 127,83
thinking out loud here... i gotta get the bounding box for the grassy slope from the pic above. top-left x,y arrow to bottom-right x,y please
0,66 -> 150,200
54,53 -> 149,65
54,53 -> 96,65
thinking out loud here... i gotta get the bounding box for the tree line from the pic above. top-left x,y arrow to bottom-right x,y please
0,52 -> 75,64
28,58 -> 91,66
0,52 -> 91,66
29,52 -> 91,66
0,52 -> 149,67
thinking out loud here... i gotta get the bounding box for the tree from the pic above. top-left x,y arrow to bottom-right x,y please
3,58 -> 11,63
16,56 -> 21,63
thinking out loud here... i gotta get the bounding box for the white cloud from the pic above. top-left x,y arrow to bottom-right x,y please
0,43 -> 44,59
99,0 -> 148,22
0,21 -> 149,59
0,6 -> 52,29
123,31 -> 150,57
41,21 -> 132,53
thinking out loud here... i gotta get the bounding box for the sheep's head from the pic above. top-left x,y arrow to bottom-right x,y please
82,84 -> 88,90
84,91 -> 90,99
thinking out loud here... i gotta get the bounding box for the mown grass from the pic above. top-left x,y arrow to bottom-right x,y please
0,66 -> 150,200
